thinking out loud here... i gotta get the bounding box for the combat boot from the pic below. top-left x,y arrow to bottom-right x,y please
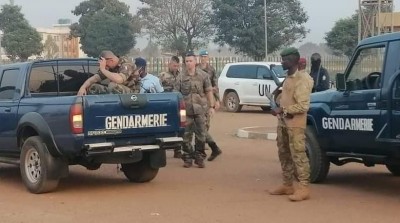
207,142 -> 222,161
183,160 -> 193,168
269,185 -> 294,195
194,157 -> 205,168
288,185 -> 310,201
173,149 -> 182,159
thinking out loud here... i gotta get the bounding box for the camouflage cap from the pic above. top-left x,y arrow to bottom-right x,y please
280,47 -> 299,57
199,49 -> 208,56
99,50 -> 116,59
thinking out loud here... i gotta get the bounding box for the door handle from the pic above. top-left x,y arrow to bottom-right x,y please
234,82 -> 239,85
4,107 -> 11,112
252,83 -> 258,86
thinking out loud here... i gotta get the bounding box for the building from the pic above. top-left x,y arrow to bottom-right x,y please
37,20 -> 86,59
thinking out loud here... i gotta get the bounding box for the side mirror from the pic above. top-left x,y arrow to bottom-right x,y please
335,73 -> 346,91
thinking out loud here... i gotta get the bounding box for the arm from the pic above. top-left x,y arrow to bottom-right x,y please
77,74 -> 101,96
155,77 -> 164,92
99,68 -> 126,84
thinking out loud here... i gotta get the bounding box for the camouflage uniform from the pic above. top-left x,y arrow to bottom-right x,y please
174,68 -> 212,166
196,63 -> 222,160
159,70 -> 179,92
88,57 -> 140,94
276,69 -> 313,186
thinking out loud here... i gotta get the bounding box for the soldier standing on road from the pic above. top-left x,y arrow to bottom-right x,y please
174,51 -> 215,168
310,53 -> 330,92
269,47 -> 314,202
77,50 -> 140,96
159,56 -> 182,158
134,57 -> 164,93
196,49 -> 222,161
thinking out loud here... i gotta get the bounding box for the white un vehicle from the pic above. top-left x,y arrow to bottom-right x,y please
218,62 -> 286,112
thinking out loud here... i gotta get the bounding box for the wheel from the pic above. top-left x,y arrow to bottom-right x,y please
224,92 -> 242,112
121,154 -> 159,183
386,164 -> 400,176
305,126 -> 330,183
260,106 -> 271,111
20,136 -> 61,193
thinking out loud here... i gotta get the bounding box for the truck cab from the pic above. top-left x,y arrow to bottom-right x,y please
306,32 -> 400,183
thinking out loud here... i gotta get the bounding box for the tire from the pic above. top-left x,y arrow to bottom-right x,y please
20,136 -> 60,194
224,92 -> 242,112
386,164 -> 400,176
305,126 -> 330,183
121,155 -> 159,183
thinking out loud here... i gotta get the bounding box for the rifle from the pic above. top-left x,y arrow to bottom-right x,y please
265,81 -> 293,119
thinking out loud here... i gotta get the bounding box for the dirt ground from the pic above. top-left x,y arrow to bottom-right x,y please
0,106 -> 399,223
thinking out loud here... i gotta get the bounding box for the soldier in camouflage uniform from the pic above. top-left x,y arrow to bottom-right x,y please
174,51 -> 215,168
196,49 -> 222,161
77,50 -> 140,96
269,47 -> 314,202
159,56 -> 182,158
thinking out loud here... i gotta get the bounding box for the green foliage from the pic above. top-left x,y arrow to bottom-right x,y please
137,0 -> 214,57
325,14 -> 358,58
0,3 -> 43,61
211,0 -> 308,59
71,0 -> 138,57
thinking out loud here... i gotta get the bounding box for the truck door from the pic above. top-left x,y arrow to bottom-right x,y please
327,45 -> 386,152
0,68 -> 22,151
255,65 -> 276,105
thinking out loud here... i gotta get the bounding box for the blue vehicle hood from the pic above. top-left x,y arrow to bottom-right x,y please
310,90 -> 338,104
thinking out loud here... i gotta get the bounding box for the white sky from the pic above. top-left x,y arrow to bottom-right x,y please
2,0 -> 400,47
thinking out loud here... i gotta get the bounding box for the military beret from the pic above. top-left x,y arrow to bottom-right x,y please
134,57 -> 147,67
199,49 -> 208,56
299,57 -> 307,64
280,47 -> 299,57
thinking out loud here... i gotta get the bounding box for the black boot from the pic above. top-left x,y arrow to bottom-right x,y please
194,143 -> 206,168
207,142 -> 222,161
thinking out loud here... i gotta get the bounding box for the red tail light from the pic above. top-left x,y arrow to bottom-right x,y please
70,101 -> 83,134
179,100 -> 186,127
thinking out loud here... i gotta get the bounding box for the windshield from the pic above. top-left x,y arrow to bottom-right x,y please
270,64 -> 286,78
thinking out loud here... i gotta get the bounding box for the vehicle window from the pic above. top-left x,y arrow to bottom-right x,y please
346,46 -> 385,90
226,65 -> 257,79
257,66 -> 272,79
270,65 -> 286,78
58,65 -> 92,92
0,69 -> 20,100
29,63 -> 96,94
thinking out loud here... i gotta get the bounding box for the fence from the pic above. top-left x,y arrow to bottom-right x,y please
146,56 -> 350,78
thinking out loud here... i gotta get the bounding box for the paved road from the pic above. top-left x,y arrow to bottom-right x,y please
0,106 -> 399,223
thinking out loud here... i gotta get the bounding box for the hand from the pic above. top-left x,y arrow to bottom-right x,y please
271,107 -> 283,116
208,107 -> 215,117
214,101 -> 221,110
99,57 -> 107,70
77,87 -> 87,96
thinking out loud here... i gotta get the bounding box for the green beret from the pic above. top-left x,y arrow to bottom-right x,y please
280,47 -> 299,57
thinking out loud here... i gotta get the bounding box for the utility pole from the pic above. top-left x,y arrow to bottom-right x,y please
264,0 -> 268,60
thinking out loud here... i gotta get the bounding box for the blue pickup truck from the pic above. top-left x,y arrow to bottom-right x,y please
0,58 -> 185,193
306,32 -> 400,183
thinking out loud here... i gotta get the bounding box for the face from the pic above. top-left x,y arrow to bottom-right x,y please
104,57 -> 119,69
185,56 -> 196,70
168,61 -> 179,73
136,67 -> 146,77
298,62 -> 306,70
200,55 -> 208,64
281,55 -> 296,71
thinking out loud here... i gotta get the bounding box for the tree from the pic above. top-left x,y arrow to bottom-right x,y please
325,14 -> 358,58
137,0 -> 214,58
70,0 -> 139,57
0,4 -> 43,61
211,0 -> 308,59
